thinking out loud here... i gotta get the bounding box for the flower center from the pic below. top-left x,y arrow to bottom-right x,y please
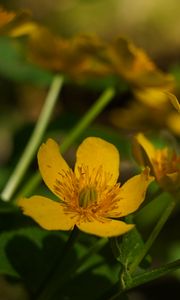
78,186 -> 97,208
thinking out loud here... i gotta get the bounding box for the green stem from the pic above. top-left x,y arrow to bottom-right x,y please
108,259 -> 180,300
109,237 -> 122,263
36,227 -> 79,300
36,235 -> 107,300
1,75 -> 64,202
16,86 -> 115,198
126,258 -> 180,291
129,199 -> 175,274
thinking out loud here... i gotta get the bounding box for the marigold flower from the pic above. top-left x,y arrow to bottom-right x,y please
133,133 -> 180,193
18,137 -> 153,237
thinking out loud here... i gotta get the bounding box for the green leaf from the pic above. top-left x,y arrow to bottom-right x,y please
51,247 -> 120,300
0,212 -> 67,292
111,227 -> 145,269
126,259 -> 180,290
0,211 -> 115,299
36,236 -> 119,300
110,225 -> 147,290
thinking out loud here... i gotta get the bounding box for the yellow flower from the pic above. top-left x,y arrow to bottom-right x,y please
133,133 -> 180,193
18,137 -> 153,237
109,88 -> 180,136
4,12 -> 174,89
9,24 -> 112,80
107,37 -> 174,88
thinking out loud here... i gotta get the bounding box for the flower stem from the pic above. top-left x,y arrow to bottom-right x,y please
108,259 -> 180,300
15,86 -> 115,199
35,227 -> 79,300
129,199 -> 175,274
1,75 -> 64,202
126,258 -> 180,290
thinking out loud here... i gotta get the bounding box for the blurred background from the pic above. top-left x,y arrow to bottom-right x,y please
0,0 -> 180,161
3,0 -> 180,63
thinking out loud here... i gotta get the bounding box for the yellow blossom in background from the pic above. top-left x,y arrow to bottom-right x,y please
133,133 -> 180,193
135,88 -> 173,108
27,32 -> 113,79
0,7 -> 31,34
135,88 -> 180,136
3,8 -> 175,89
166,92 -> 180,113
8,21 -> 113,79
0,7 -> 15,29
26,34 -> 174,87
18,137 -> 153,237
109,100 -> 169,133
109,88 -> 180,136
107,37 -> 174,89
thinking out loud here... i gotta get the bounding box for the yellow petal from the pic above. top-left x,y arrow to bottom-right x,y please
38,139 -> 70,198
166,92 -> 180,113
135,88 -> 168,108
75,137 -> 120,185
135,133 -> 155,161
9,21 -> 38,37
18,195 -> 75,230
166,113 -> 180,136
78,219 -> 134,237
109,168 -> 154,218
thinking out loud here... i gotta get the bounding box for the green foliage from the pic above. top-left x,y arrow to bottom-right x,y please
0,212 -> 66,285
0,209 -> 119,298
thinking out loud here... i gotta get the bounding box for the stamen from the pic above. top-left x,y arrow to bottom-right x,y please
79,186 -> 97,208
53,164 -> 122,222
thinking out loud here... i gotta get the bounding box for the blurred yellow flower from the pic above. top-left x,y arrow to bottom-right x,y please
107,38 -> 174,89
133,133 -> 180,193
0,7 -> 15,29
166,92 -> 180,113
9,22 -> 113,79
18,137 -> 153,237
4,11 -> 174,89
109,88 -> 180,136
0,7 -> 31,34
